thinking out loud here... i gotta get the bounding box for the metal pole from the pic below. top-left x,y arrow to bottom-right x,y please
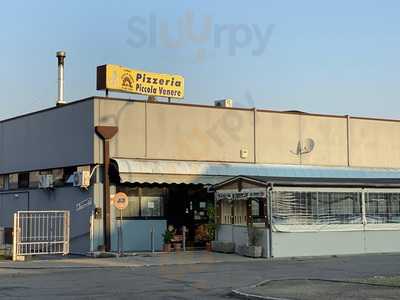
117,213 -> 120,256
268,186 -> 273,258
120,209 -> 124,256
12,213 -> 17,261
182,226 -> 186,252
90,211 -> 94,253
151,226 -> 155,253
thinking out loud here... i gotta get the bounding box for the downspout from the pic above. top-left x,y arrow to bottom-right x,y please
95,126 -> 118,252
253,108 -> 257,164
346,115 -> 351,167
267,182 -> 274,258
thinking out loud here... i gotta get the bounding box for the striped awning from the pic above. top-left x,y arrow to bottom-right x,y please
111,158 -> 400,185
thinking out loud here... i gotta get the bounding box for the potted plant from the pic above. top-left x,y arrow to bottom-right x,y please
246,225 -> 262,258
162,228 -> 174,252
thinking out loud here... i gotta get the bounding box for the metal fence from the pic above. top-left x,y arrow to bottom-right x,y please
13,211 -> 70,261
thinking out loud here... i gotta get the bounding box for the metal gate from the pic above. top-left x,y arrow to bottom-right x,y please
13,211 -> 70,261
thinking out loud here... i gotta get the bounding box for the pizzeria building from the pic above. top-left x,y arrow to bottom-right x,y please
1,62 -> 400,257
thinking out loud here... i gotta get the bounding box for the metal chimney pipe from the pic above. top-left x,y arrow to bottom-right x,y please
56,51 -> 66,106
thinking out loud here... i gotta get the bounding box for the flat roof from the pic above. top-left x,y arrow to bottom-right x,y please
2,95 -> 400,124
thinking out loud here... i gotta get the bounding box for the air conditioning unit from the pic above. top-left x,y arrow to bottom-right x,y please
214,99 -> 233,108
39,174 -> 54,189
73,171 -> 90,188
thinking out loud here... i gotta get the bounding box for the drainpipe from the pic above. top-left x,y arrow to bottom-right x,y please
346,115 -> 351,167
95,126 -> 118,252
267,183 -> 274,258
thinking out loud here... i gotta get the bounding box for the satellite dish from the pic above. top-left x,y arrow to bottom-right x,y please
302,138 -> 315,154
290,138 -> 315,155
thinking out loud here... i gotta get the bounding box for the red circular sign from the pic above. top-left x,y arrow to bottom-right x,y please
113,192 -> 129,210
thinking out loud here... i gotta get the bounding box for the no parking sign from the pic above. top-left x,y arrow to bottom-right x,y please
112,192 -> 128,256
112,192 -> 128,210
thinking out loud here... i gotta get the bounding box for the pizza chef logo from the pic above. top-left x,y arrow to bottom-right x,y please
121,72 -> 134,89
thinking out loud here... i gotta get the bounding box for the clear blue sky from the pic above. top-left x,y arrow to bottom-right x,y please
1,0 -> 400,120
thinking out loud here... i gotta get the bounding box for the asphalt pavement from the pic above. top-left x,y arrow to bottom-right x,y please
0,252 -> 400,299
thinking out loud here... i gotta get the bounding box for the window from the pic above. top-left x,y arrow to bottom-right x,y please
141,187 -> 164,217
18,172 -> 29,189
52,169 -> 64,187
251,199 -> 265,223
141,196 -> 163,217
29,171 -> 40,188
119,187 -> 140,218
251,199 -> 260,216
118,186 -> 165,218
0,175 -> 4,190
8,174 -> 18,190
272,191 -> 361,225
366,193 -> 400,223
63,167 -> 77,185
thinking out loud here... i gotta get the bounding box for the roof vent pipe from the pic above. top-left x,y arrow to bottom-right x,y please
56,51 -> 66,106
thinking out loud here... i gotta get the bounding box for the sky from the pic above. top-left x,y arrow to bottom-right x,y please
1,0 -> 400,120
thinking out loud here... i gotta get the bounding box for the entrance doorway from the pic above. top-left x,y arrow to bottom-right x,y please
167,184 -> 213,249
115,183 -> 214,251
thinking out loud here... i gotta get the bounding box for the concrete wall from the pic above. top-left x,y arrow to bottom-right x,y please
0,192 -> 29,228
349,118 -> 400,168
94,100 -> 146,162
2,98 -> 400,173
94,98 -> 400,169
94,99 -> 254,163
217,225 -> 400,258
28,187 -> 93,254
0,187 -> 92,254
216,224 -> 270,257
2,97 -> 400,174
271,230 -> 400,258
255,112 -> 348,166
0,100 -> 95,174
146,104 -> 254,162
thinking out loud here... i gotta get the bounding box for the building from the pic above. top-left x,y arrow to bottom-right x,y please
1,96 -> 400,257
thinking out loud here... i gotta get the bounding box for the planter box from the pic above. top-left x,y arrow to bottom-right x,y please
211,241 -> 235,253
237,245 -> 262,258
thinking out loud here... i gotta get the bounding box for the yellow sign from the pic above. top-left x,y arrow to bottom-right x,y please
97,64 -> 184,99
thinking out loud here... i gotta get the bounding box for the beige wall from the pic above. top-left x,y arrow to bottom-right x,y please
300,115 -> 348,166
255,112 -> 348,166
94,99 -> 146,162
255,111 -> 300,165
146,104 -> 254,162
350,118 -> 400,168
95,99 -> 254,163
94,98 -> 400,169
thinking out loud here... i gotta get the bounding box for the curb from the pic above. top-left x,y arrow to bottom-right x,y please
231,278 -> 400,300
231,279 -> 292,300
231,288 -> 290,300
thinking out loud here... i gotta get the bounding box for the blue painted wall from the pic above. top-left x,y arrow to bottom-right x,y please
111,219 -> 167,252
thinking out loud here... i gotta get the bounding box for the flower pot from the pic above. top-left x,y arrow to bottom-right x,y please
205,242 -> 212,252
247,246 -> 262,258
163,243 -> 171,252
174,243 -> 182,252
